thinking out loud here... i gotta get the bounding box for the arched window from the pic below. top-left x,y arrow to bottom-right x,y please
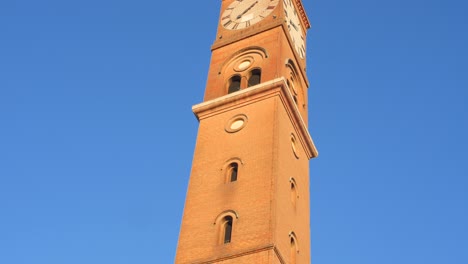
228,163 -> 238,182
285,59 -> 306,111
228,75 -> 241,94
290,178 -> 298,207
247,69 -> 261,87
222,216 -> 233,244
222,158 -> 242,183
214,210 -> 238,245
290,236 -> 297,264
289,232 -> 299,264
218,47 -> 268,97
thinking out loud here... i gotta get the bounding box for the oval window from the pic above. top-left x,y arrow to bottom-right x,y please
225,114 -> 248,133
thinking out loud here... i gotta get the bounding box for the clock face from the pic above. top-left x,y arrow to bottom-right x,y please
283,0 -> 305,59
221,0 -> 279,30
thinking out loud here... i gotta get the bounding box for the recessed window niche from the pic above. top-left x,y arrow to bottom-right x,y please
291,133 -> 300,159
225,114 -> 248,133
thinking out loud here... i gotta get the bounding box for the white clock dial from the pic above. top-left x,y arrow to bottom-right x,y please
221,0 -> 279,30
283,0 -> 305,59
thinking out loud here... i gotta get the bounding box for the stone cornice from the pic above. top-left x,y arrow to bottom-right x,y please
212,19 -> 283,51
192,78 -> 318,159
295,0 -> 311,29
191,244 -> 281,264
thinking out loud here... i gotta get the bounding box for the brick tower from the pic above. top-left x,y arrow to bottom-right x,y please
175,0 -> 318,263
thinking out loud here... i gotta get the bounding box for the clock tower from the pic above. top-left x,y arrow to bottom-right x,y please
175,0 -> 318,263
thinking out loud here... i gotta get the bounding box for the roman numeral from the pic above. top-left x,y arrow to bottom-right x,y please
224,21 -> 232,27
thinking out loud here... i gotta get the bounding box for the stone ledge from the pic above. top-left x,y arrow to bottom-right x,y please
192,78 -> 318,159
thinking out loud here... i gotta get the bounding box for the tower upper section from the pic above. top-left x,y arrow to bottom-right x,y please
203,0 -> 313,124
213,0 -> 310,66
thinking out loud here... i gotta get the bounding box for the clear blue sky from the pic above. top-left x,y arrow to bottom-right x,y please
1,0 -> 467,263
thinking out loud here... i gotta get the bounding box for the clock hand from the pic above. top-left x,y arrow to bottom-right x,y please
237,1 -> 259,19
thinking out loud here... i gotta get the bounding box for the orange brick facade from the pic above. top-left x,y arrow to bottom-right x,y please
176,1 -> 318,263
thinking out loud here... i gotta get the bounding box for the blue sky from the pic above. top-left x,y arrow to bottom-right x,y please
1,0 -> 467,263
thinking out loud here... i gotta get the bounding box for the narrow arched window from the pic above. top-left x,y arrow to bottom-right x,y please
214,211 -> 238,245
222,216 -> 233,244
291,179 -> 297,207
290,237 -> 297,264
247,69 -> 261,87
228,75 -> 241,94
228,163 -> 238,182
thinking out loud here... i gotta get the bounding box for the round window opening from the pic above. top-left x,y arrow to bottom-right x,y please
234,56 -> 254,72
225,114 -> 248,133
238,60 -> 251,71
291,133 -> 300,159
230,119 -> 244,130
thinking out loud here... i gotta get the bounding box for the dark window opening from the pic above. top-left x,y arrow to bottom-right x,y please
229,163 -> 238,182
291,181 -> 297,206
290,237 -> 297,264
223,216 -> 233,244
248,69 -> 261,87
228,75 -> 241,94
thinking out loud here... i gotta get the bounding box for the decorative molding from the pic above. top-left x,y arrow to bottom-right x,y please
217,46 -> 268,75
192,78 -> 318,159
192,244 -> 286,264
212,20 -> 283,51
273,246 -> 286,264
213,210 -> 239,225
295,0 -> 311,29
